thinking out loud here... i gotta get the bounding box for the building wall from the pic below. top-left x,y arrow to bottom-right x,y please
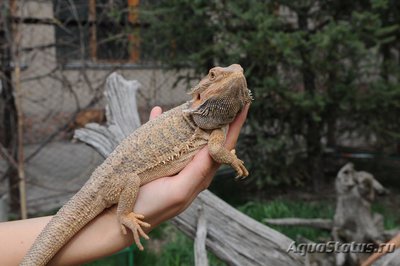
15,0 -> 192,143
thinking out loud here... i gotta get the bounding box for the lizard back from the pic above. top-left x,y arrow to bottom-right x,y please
96,102 -> 207,185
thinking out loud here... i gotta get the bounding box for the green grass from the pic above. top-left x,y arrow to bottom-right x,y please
84,248 -> 133,266
135,223 -> 226,266
372,202 -> 399,230
238,199 -> 399,242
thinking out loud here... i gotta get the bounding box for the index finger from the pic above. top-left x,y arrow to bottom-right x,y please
149,106 -> 162,120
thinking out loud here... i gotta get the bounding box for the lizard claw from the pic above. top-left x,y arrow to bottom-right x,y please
232,158 -> 249,180
119,212 -> 151,251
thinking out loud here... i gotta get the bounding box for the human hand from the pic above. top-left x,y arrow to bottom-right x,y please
133,103 -> 250,229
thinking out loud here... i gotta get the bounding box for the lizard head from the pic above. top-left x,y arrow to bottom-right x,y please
187,64 -> 253,130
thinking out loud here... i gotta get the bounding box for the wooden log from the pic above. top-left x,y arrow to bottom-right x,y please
194,205 -> 208,266
264,218 -> 333,230
74,72 -> 304,266
171,190 -> 303,266
334,163 -> 386,245
74,72 -> 142,157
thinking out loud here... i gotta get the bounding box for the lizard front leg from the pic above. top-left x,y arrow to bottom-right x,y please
208,128 -> 249,179
117,174 -> 151,250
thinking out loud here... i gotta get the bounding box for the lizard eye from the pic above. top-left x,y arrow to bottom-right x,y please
209,71 -> 216,80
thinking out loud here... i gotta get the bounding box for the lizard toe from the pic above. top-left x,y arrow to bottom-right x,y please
119,212 -> 150,250
134,213 -> 145,219
133,229 -> 144,251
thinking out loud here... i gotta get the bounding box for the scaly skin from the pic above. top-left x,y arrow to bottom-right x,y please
20,64 -> 252,265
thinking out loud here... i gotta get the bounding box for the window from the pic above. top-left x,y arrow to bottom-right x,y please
53,0 -> 142,66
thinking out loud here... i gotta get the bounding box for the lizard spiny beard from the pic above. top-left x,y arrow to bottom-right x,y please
191,77 -> 249,129
192,96 -> 241,130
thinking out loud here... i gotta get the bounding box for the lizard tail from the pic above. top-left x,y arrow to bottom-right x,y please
20,187 -> 107,266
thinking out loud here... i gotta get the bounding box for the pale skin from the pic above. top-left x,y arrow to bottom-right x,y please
0,104 -> 249,266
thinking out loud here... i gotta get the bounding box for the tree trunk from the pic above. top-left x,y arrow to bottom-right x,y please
298,10 -> 323,191
0,3 -> 20,217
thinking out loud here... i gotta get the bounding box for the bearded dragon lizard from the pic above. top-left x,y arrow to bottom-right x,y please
20,64 -> 252,265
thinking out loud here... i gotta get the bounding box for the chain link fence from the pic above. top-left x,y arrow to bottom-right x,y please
0,0 -> 194,218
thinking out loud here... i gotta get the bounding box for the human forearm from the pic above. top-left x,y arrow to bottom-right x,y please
0,208 -> 131,266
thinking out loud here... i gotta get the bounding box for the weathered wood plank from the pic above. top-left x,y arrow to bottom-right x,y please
172,189 -> 303,266
194,205 -> 209,266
